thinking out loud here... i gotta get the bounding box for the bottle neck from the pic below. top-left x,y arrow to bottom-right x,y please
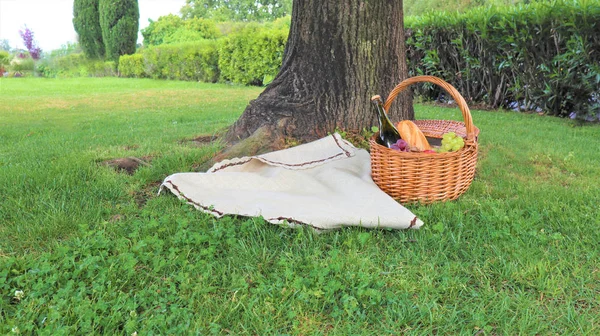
375,100 -> 391,126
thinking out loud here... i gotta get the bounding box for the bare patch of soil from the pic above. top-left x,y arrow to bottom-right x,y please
123,144 -> 140,151
181,134 -> 218,147
101,156 -> 152,175
109,214 -> 125,223
131,180 -> 163,208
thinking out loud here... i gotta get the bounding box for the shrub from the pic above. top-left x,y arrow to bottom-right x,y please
37,53 -> 117,78
0,50 -> 10,73
144,40 -> 219,82
216,21 -> 252,36
37,53 -> 85,77
162,28 -> 209,45
218,24 -> 287,85
118,53 -> 145,77
405,0 -> 600,120
182,17 -> 220,39
98,61 -> 117,77
119,40 -> 219,82
10,55 -> 35,73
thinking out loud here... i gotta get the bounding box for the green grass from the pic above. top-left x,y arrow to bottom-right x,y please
1,77 -> 599,334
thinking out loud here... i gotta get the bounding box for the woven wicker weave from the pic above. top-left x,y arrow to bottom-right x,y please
369,76 -> 479,204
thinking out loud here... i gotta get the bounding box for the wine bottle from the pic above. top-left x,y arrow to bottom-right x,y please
372,95 -> 401,148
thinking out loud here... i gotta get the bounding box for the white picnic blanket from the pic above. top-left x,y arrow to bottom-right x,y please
160,133 -> 423,231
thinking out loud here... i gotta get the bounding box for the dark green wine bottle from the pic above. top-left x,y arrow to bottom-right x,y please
372,95 -> 401,148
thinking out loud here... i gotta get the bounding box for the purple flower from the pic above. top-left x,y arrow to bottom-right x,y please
19,26 -> 42,60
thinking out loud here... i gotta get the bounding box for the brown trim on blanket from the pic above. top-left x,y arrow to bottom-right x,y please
210,135 -> 352,173
165,180 -> 224,216
332,134 -> 353,157
257,152 -> 347,169
409,217 -> 418,229
210,158 -> 253,173
210,151 -> 347,172
164,183 -> 324,231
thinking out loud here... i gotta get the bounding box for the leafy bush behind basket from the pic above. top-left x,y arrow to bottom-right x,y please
405,0 -> 600,120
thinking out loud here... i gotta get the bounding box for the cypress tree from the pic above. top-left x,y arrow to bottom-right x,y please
73,0 -> 105,59
99,0 -> 139,62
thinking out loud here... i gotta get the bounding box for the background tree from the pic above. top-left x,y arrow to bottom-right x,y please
73,0 -> 105,59
0,39 -> 11,52
141,14 -> 219,46
181,0 -> 292,21
222,0 -> 413,154
141,14 -> 184,46
99,0 -> 139,61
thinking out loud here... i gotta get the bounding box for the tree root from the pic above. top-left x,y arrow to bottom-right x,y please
196,125 -> 289,172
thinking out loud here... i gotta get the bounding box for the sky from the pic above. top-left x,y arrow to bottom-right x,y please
0,0 -> 187,51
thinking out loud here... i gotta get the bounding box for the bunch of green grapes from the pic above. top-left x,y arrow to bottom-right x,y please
437,132 -> 465,153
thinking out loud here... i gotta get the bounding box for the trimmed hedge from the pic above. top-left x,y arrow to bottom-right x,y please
405,0 -> 600,120
144,40 -> 219,82
119,24 -> 287,86
118,40 -> 219,82
118,53 -> 145,78
218,24 -> 288,85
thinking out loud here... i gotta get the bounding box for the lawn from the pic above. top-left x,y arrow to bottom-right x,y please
1,77 -> 599,334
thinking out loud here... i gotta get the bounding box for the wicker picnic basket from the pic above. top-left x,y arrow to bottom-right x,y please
369,75 -> 479,204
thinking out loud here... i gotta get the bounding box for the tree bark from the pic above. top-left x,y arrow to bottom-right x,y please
224,0 -> 413,151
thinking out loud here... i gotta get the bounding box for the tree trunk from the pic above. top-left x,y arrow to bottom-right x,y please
224,0 -> 413,153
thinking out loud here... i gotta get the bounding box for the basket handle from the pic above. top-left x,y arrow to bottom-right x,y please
383,75 -> 476,141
